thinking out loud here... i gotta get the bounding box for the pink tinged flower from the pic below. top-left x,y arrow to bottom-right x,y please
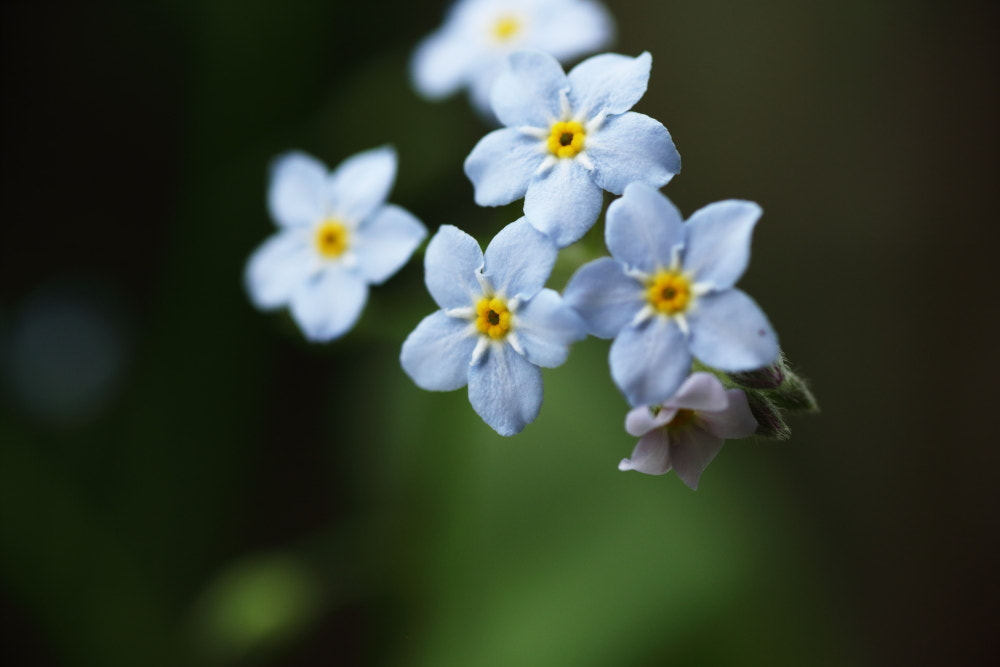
618,372 -> 757,490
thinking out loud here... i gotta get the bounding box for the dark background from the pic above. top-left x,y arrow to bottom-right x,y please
2,0 -> 999,665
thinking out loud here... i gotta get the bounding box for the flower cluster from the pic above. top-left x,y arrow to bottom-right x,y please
244,0 -> 816,490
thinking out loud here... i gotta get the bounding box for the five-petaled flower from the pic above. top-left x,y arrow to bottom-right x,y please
619,372 -> 757,490
563,182 -> 779,407
411,0 -> 613,118
245,147 -> 426,342
400,219 -> 586,436
464,49 -> 680,247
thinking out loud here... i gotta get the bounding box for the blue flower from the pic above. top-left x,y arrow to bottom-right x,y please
619,372 -> 757,489
563,182 -> 779,406
400,219 -> 586,436
245,147 -> 426,342
464,49 -> 680,247
411,0 -> 613,118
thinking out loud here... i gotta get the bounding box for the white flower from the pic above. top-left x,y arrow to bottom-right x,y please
245,147 -> 426,341
411,0 -> 614,117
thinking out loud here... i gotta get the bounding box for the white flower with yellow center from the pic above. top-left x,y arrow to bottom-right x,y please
563,183 -> 779,407
400,219 -> 586,436
245,147 -> 426,341
411,0 -> 613,117
465,50 -> 681,247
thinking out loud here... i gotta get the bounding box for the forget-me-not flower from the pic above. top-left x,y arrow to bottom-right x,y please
464,49 -> 680,247
411,0 -> 613,118
619,372 -> 757,490
563,182 -> 779,407
245,147 -> 426,342
400,219 -> 586,436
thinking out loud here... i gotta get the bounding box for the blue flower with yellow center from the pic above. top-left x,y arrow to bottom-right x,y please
411,0 -> 614,118
401,219 -> 586,436
563,182 -> 779,407
464,49 -> 681,247
244,148 -> 427,342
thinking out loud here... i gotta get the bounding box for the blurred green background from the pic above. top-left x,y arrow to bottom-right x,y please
2,0 -> 998,665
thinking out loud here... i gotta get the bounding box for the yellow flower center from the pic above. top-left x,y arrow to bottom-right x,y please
314,220 -> 349,259
646,270 -> 692,315
546,120 -> 586,159
492,15 -> 521,41
475,296 -> 512,340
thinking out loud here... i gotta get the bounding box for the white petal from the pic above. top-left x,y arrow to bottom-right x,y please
288,267 -> 368,342
244,230 -> 313,310
354,204 -> 426,284
325,146 -> 397,225
267,152 -> 327,228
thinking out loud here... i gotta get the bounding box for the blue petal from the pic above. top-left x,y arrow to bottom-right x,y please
354,204 -> 426,284
464,128 -> 545,206
468,342 -> 543,436
410,23 -> 476,99
289,266 -> 368,342
424,225 -> 484,310
524,160 -> 604,248
568,52 -> 651,117
589,113 -> 681,194
491,50 -> 568,128
400,311 -> 477,391
268,152 -> 327,228
687,289 -> 779,371
562,257 -> 644,339
610,317 -> 691,407
325,146 -> 397,225
668,426 -> 725,490
605,182 -> 684,273
244,230 -> 314,310
619,429 -> 672,475
681,200 -> 761,290
513,288 -> 586,368
537,1 -> 615,61
483,219 -> 557,300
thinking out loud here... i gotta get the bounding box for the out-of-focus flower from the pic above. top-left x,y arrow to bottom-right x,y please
619,372 -> 757,489
245,148 -> 426,342
400,219 -> 585,436
411,0 -> 614,117
563,182 -> 778,406
465,50 -> 680,247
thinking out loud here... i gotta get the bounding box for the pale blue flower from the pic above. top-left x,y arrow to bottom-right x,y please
245,147 -> 426,342
619,372 -> 757,489
401,219 -> 586,436
563,182 -> 779,406
411,0 -> 613,117
464,49 -> 680,247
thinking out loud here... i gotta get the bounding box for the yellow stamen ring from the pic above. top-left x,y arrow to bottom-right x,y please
315,220 -> 349,259
475,296 -> 512,340
492,15 -> 520,41
546,120 -> 586,159
646,270 -> 692,315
